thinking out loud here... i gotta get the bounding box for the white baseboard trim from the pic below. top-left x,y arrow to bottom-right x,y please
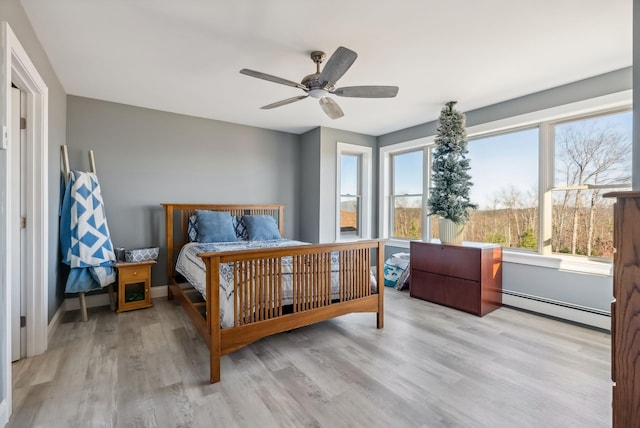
64,285 -> 169,311
47,301 -> 66,342
0,399 -> 9,428
503,291 -> 610,331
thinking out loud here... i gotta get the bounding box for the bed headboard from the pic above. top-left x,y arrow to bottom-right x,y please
161,203 -> 285,281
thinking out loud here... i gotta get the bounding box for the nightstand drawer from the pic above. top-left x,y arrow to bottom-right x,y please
119,267 -> 150,282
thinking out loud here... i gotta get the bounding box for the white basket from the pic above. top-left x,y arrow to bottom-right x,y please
124,247 -> 159,263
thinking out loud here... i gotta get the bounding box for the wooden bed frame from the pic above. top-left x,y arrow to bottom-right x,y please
162,203 -> 385,383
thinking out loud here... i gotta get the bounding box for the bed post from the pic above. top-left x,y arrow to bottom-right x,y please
278,205 -> 285,237
376,241 -> 385,329
164,204 -> 174,300
204,255 -> 221,383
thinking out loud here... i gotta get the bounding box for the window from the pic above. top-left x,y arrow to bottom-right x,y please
390,150 -> 424,239
550,110 -> 632,257
379,102 -> 632,262
339,154 -> 361,239
466,128 -> 539,250
337,143 -> 372,240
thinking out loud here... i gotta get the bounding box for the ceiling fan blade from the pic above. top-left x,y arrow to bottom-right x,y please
261,95 -> 308,109
319,97 -> 344,120
319,46 -> 357,87
333,85 -> 399,98
240,69 -> 307,90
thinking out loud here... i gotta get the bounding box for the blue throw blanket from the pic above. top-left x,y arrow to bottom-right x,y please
60,170 -> 116,293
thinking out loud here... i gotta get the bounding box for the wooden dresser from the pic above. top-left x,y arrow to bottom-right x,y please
604,191 -> 640,427
409,241 -> 502,316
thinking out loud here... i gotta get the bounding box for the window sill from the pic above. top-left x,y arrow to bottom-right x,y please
384,239 -> 612,276
503,250 -> 612,276
336,237 -> 371,243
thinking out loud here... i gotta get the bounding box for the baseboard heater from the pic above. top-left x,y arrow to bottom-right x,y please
502,289 -> 610,331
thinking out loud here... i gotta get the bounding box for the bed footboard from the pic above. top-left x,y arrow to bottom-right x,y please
200,240 -> 385,383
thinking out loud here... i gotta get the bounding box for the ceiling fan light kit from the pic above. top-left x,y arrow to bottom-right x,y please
240,46 -> 399,119
308,88 -> 328,99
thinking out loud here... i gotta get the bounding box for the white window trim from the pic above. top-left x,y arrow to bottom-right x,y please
379,138 -> 434,244
379,90 -> 631,273
336,142 -> 372,241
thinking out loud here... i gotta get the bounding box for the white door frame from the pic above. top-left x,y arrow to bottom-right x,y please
1,21 -> 49,426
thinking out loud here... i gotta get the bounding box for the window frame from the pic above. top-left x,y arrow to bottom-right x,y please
465,124 -> 541,252
380,138 -> 433,245
336,142 -> 372,241
388,147 -> 431,240
378,90 -> 631,273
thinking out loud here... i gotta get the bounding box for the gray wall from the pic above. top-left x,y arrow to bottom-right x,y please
297,126 -> 377,243
504,264 -> 612,312
299,127 -> 321,243
0,0 -> 68,321
320,127 -> 378,242
66,96 -> 300,286
379,68 -> 633,314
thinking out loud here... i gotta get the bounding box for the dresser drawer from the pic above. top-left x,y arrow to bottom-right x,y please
410,242 -> 481,281
119,266 -> 150,282
410,270 -> 481,315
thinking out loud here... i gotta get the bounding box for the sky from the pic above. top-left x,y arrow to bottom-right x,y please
340,154 -> 359,195
391,132 -> 539,209
467,128 -> 538,209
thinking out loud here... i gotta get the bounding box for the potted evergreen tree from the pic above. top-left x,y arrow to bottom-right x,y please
427,101 -> 477,244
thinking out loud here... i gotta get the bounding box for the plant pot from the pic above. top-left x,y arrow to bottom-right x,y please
438,218 -> 464,244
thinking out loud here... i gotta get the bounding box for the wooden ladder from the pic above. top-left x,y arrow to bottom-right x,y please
60,145 -> 116,321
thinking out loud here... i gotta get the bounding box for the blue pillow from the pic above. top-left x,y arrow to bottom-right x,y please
232,216 -> 249,241
195,210 -> 237,243
187,215 -> 198,242
243,215 -> 281,241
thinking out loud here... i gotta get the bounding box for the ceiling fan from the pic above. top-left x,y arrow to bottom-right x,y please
240,46 -> 399,120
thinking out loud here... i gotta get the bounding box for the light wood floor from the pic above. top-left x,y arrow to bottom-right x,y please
9,289 -> 611,428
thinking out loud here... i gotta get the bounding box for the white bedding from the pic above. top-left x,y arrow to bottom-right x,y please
176,239 -> 377,328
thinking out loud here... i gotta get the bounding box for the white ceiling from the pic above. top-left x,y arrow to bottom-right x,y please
21,0 -> 632,136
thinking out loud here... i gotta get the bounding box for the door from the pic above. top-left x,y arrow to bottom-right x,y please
2,21 -> 50,427
10,86 -> 26,362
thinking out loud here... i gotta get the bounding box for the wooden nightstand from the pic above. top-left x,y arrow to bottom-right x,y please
115,260 -> 156,312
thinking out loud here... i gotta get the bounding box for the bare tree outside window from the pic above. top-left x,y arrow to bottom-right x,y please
552,111 -> 632,257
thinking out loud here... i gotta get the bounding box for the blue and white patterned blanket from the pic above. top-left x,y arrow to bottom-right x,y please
60,171 -> 116,293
